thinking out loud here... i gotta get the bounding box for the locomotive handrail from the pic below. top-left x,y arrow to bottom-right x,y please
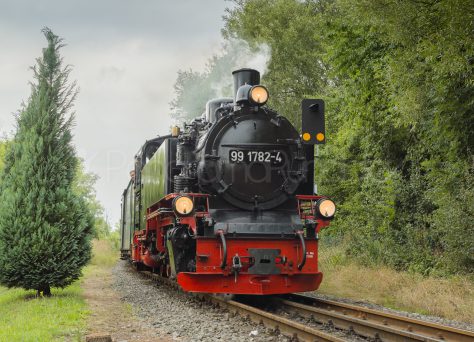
296,231 -> 306,270
217,230 -> 227,270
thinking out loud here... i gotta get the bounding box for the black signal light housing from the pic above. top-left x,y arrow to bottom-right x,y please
301,99 -> 325,145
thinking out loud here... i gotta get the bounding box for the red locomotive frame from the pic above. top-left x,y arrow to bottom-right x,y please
131,193 -> 331,295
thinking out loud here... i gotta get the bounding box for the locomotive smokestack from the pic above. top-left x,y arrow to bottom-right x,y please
232,68 -> 260,100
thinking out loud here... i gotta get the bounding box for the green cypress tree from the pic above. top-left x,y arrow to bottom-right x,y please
0,28 -> 93,296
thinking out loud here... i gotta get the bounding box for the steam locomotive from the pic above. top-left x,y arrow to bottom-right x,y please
120,68 -> 335,294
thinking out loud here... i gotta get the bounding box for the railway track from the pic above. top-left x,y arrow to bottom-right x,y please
138,270 -> 474,342
277,294 -> 474,342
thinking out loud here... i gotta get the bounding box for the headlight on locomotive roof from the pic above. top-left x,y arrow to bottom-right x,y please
316,198 -> 336,219
173,196 -> 194,216
249,85 -> 269,105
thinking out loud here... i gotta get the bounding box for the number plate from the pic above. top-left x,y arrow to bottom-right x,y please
229,150 -> 284,166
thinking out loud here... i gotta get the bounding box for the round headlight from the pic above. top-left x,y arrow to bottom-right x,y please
173,196 -> 194,216
249,85 -> 269,105
316,198 -> 336,219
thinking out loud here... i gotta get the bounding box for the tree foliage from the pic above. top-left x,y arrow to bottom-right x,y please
2,146 -> 110,239
219,0 -> 473,275
73,158 -> 111,239
170,69 -> 217,120
0,140 -> 8,174
0,28 -> 93,296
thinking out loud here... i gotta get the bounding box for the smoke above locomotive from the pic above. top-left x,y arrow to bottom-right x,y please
121,68 -> 334,295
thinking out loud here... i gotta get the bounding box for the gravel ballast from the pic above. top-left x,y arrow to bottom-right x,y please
112,260 -> 288,341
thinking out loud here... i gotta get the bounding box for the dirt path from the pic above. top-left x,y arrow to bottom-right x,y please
82,263 -> 172,342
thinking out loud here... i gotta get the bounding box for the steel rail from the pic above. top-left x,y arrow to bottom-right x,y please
137,269 -> 474,342
281,294 -> 474,342
209,295 -> 347,342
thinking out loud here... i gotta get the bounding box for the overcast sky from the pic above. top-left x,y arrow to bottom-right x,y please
0,0 -> 233,226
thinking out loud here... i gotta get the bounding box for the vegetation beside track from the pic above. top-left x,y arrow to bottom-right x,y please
0,140 -> 7,173
318,244 -> 474,323
0,282 -> 87,341
0,238 -> 120,341
86,238 -> 121,275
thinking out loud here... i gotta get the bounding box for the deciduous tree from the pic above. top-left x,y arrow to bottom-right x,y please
222,0 -> 474,274
0,140 -> 8,173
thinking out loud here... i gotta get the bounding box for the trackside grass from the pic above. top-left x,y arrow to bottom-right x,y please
0,238 -> 119,341
318,244 -> 474,323
89,238 -> 119,269
0,282 -> 87,341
